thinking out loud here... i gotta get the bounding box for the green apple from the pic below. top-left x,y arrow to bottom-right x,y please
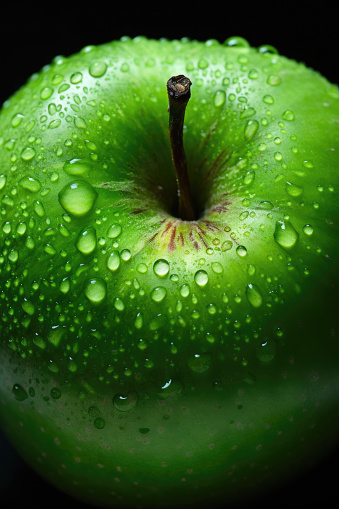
0,35 -> 339,508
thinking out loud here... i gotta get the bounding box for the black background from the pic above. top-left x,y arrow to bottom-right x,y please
0,3 -> 338,508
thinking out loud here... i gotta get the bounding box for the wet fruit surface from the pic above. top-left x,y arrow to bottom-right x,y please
0,36 -> 339,508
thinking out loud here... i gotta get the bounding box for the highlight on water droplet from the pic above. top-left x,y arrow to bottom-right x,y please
12,383 -> 28,401
58,180 -> 98,217
246,283 -> 263,308
236,245 -> 247,257
274,220 -> 299,249
84,278 -> 107,304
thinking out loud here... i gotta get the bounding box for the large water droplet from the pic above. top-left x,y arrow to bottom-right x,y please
274,221 -> 299,249
113,391 -> 139,411
63,158 -> 91,176
84,278 -> 107,304
153,259 -> 170,277
107,223 -> 122,238
257,340 -> 276,363
246,283 -> 263,308
244,120 -> 259,141
89,61 -> 108,77
194,270 -> 208,287
19,176 -> 41,193
151,286 -> 167,302
58,180 -> 98,217
75,226 -> 97,254
187,353 -> 212,373
12,384 -> 28,401
107,251 -> 120,271
285,181 -> 304,197
236,245 -> 247,257
21,147 -> 36,161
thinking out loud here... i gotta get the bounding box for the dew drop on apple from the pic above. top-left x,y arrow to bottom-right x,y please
114,298 -> 125,311
194,270 -> 208,287
211,261 -> 223,274
263,94 -> 274,104
246,283 -> 263,308
244,120 -> 259,141
267,75 -> 281,86
33,200 -> 45,217
59,278 -> 70,294
240,108 -> 256,119
18,176 -> 41,193
303,224 -> 314,235
151,286 -> 167,303
107,223 -> 122,239
63,158 -> 91,176
107,251 -> 120,271
153,259 -> 170,278
158,378 -> 183,397
12,383 -> 28,401
11,113 -> 24,127
282,110 -> 295,121
213,90 -> 226,108
21,147 -> 36,161
187,353 -> 212,373
70,72 -> 83,84
180,284 -> 190,297
84,278 -> 107,304
222,240 -> 233,251
89,61 -> 107,78
113,391 -> 139,411
58,180 -> 98,217
285,181 -> 304,197
136,262 -> 147,274
257,339 -> 276,363
94,417 -> 106,429
120,249 -> 131,261
50,388 -> 61,399
75,226 -> 97,254
236,245 -> 247,258
274,220 -> 299,249
0,175 -> 7,190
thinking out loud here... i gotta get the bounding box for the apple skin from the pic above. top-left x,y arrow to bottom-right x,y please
0,35 -> 339,508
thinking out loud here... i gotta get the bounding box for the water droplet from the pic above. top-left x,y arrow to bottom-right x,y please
257,340 -> 276,363
240,107 -> 256,119
21,147 -> 36,161
114,298 -> 125,311
188,353 -> 212,373
11,113 -> 24,127
0,175 -> 7,190
12,384 -> 28,401
134,313 -> 143,329
285,181 -> 304,197
19,176 -> 41,193
94,417 -> 106,429
303,224 -> 314,235
107,223 -> 122,238
153,259 -> 170,277
70,72 -> 83,84
33,201 -> 45,217
194,270 -> 208,287
51,388 -> 61,399
89,61 -> 107,77
211,261 -> 223,273
40,87 -> 54,100
246,283 -> 263,308
107,251 -> 120,271
158,379 -> 183,397
16,222 -> 27,235
213,90 -> 226,107
282,110 -> 295,121
63,158 -> 91,176
59,278 -> 70,294
247,264 -> 256,276
137,263 -> 147,274
222,240 -> 233,251
274,221 -> 299,249
84,278 -> 107,304
120,249 -> 131,261
267,75 -> 281,86
243,170 -> 255,185
74,116 -> 87,129
113,391 -> 139,411
151,286 -> 167,303
244,120 -> 259,141
224,36 -> 249,48
263,94 -> 274,104
58,180 -> 98,217
76,226 -> 97,254
259,200 -> 274,210
236,245 -> 247,257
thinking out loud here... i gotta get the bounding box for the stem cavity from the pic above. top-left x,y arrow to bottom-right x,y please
167,75 -> 195,221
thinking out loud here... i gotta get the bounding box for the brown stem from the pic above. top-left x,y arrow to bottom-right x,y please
167,75 -> 195,221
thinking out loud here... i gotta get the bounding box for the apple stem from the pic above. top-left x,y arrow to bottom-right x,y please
167,75 -> 196,221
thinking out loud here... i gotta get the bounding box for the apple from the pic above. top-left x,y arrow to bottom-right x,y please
0,35 -> 339,508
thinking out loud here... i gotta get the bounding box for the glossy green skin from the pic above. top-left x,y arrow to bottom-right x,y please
0,36 -> 339,508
